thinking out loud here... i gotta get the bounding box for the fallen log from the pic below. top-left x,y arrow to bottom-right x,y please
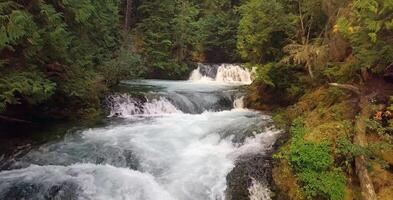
329,83 -> 377,200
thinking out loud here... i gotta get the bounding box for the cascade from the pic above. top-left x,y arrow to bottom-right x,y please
0,64 -> 279,200
189,63 -> 253,84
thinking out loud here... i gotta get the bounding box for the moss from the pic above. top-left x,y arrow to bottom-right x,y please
288,86 -> 354,115
272,111 -> 291,129
270,87 -> 358,200
380,149 -> 393,165
272,158 -> 305,200
369,162 -> 393,200
304,102 -> 356,129
264,83 -> 393,200
304,121 -> 352,143
377,187 -> 393,200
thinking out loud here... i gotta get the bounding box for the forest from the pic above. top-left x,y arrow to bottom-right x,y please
1,0 -> 393,200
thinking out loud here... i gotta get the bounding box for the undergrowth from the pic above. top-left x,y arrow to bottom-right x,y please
287,118 -> 347,200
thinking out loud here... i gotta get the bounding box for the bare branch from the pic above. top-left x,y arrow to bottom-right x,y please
0,115 -> 32,124
328,83 -> 361,95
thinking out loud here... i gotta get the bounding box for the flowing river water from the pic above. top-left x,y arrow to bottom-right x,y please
0,64 -> 281,200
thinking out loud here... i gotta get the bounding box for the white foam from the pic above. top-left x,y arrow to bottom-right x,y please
2,76 -> 280,200
0,164 -> 174,200
107,94 -> 182,118
248,178 -> 272,200
233,96 -> 245,109
189,64 -> 253,85
7,110 -> 279,200
189,66 -> 214,82
215,64 -> 253,84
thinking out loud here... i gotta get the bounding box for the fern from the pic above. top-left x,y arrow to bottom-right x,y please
0,1 -> 19,14
0,70 -> 56,110
0,0 -> 124,115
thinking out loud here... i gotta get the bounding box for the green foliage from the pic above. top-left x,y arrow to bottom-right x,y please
0,0 -> 135,117
135,0 -> 197,78
336,0 -> 393,73
195,3 -> 240,62
290,141 -> 334,171
99,36 -> 142,86
272,111 -> 291,129
250,62 -> 305,104
337,137 -> 392,170
282,41 -> 328,79
237,0 -> 294,63
299,169 -> 346,200
290,118 -> 308,141
337,138 -> 371,158
366,119 -> 391,136
134,0 -> 240,77
0,8 -> 38,49
288,118 -> 346,200
323,60 -> 359,83
0,70 -> 56,112
253,63 -> 275,87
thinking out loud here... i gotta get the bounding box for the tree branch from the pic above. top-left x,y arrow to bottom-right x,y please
0,115 -> 32,124
328,83 -> 361,96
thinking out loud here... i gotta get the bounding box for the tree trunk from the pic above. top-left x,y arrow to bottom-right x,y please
124,0 -> 133,31
307,64 -> 314,80
329,83 -> 377,200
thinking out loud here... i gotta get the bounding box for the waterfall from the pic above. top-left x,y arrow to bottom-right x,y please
107,94 -> 182,118
189,67 -> 214,82
248,178 -> 272,200
233,96 -> 245,109
189,63 -> 253,84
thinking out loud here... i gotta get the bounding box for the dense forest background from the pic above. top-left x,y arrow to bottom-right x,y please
0,0 -> 243,120
2,0 -> 392,122
1,0 -> 393,200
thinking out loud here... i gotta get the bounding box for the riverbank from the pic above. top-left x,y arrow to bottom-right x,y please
245,78 -> 393,200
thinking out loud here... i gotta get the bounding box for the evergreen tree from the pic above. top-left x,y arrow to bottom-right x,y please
0,0 -> 139,119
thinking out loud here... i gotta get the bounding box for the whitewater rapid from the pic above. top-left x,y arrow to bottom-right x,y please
0,64 -> 279,200
189,63 -> 253,84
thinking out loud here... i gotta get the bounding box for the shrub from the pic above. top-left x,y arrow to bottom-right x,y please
290,118 -> 307,142
0,70 -> 56,112
300,169 -> 346,200
290,141 -> 334,172
288,119 -> 346,200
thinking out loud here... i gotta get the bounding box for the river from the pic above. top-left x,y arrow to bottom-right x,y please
0,64 -> 281,200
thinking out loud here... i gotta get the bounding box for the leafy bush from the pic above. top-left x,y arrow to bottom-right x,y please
99,38 -> 142,87
336,0 -> 393,74
300,169 -> 346,200
337,138 -> 371,158
290,141 -> 333,172
288,119 -> 346,200
0,0 -> 126,117
290,118 -> 307,141
0,71 -> 56,112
